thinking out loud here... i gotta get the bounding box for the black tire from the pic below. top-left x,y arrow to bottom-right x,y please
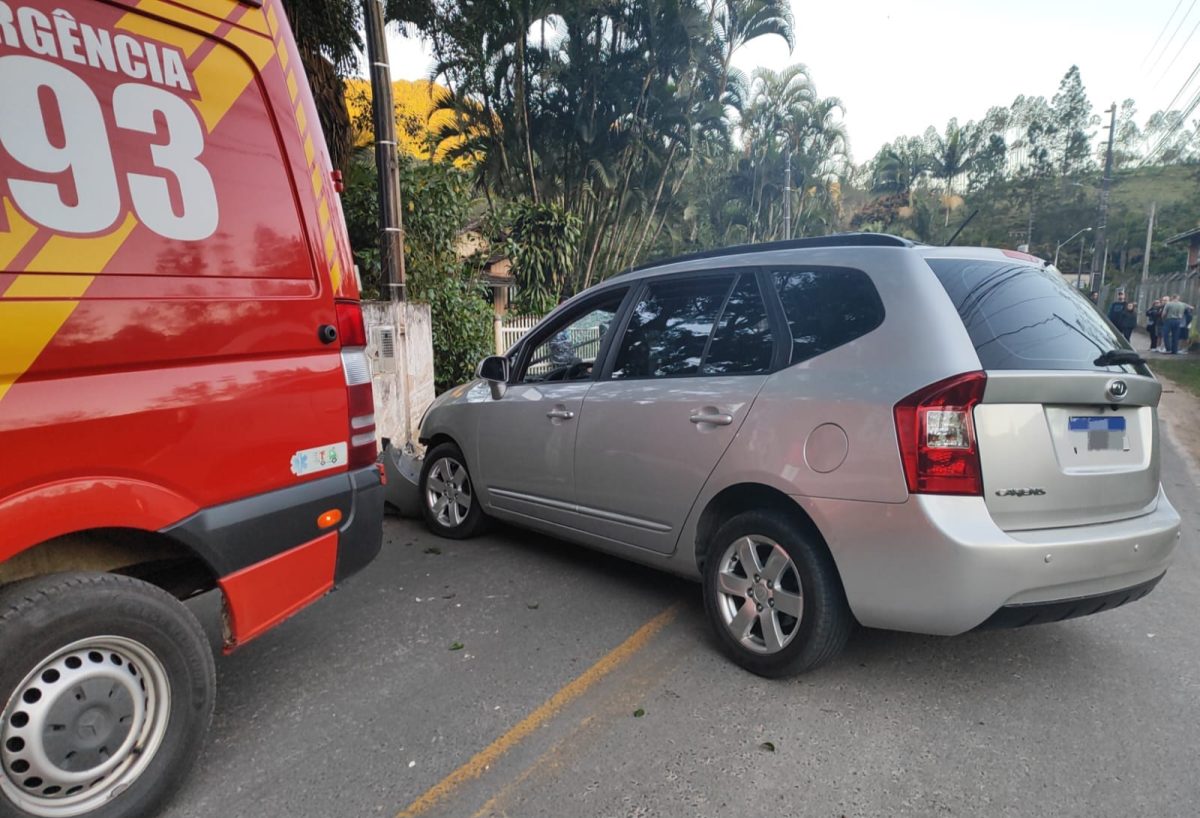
702,509 -> 851,678
0,572 -> 215,818
419,442 -> 487,539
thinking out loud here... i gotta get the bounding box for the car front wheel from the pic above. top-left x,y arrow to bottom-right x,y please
420,442 -> 487,539
702,509 -> 851,677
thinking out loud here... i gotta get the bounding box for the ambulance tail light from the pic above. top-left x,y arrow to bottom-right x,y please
336,301 -> 377,469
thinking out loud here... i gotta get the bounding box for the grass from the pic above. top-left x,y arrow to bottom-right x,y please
1149,356 -> 1200,398
1110,165 -> 1200,212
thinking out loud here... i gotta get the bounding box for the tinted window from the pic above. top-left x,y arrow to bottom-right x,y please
611,276 -> 732,379
704,274 -> 774,375
773,268 -> 885,364
520,290 -> 625,383
926,258 -> 1149,374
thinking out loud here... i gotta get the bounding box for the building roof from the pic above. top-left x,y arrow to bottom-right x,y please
1165,226 -> 1200,245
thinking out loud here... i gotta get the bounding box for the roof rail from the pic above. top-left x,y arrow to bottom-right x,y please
622,233 -> 914,276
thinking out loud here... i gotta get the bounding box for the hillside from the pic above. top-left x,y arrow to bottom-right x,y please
846,163 -> 1200,280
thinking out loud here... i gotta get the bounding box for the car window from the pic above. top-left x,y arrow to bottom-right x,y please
519,291 -> 625,383
703,274 -> 774,375
773,268 -> 885,365
926,258 -> 1150,375
611,275 -> 733,379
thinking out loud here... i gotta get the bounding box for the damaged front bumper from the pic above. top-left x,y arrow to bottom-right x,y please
382,443 -> 423,518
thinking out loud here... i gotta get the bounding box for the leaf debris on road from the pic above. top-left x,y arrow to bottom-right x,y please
450,642 -> 464,651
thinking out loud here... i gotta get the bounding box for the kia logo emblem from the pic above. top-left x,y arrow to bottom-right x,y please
1106,379 -> 1128,402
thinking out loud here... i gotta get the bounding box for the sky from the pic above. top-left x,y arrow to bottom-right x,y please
384,0 -> 1198,161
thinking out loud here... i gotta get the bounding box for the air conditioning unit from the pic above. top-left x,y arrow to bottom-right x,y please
372,325 -> 396,374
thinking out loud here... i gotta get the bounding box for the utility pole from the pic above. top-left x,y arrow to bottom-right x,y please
364,0 -> 406,301
1025,189 -> 1034,248
1090,103 -> 1116,293
1140,200 -> 1156,290
783,150 -> 792,240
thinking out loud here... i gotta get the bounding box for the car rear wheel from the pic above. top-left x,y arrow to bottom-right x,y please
420,443 -> 487,539
0,572 -> 215,818
702,509 -> 851,677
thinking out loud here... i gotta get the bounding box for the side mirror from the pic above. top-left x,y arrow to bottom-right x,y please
476,355 -> 509,400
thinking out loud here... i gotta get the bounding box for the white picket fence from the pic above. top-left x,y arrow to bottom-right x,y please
493,313 -> 607,378
496,313 -> 544,354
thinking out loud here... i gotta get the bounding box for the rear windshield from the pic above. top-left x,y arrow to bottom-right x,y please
927,258 -> 1150,375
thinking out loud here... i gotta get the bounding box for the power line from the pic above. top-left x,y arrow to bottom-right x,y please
1159,57 -> 1200,117
1148,0 -> 1199,74
1134,53 -> 1200,167
1141,85 -> 1200,165
1156,16 -> 1200,84
1143,0 -> 1186,66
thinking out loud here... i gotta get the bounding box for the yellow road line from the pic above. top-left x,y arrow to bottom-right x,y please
395,603 -> 680,818
469,716 -> 596,818
470,639 -> 682,818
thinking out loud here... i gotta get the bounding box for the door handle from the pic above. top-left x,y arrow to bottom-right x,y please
546,409 -> 575,420
690,412 -> 733,426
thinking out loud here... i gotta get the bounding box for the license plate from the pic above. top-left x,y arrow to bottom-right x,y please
1069,416 -> 1128,451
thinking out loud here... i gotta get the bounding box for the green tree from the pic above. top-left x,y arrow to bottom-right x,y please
496,200 -> 582,314
734,65 -> 849,238
869,137 -> 929,200
1050,65 -> 1096,175
342,150 -> 491,391
928,120 -> 976,225
1111,98 -> 1141,168
425,0 -> 793,285
713,0 -> 795,100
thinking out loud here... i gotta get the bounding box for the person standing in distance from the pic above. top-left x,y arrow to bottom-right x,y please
1162,295 -> 1193,355
1146,298 -> 1163,352
1115,300 -> 1138,341
1107,290 -> 1127,325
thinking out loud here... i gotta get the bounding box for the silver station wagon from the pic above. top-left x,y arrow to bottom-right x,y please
412,233 -> 1181,676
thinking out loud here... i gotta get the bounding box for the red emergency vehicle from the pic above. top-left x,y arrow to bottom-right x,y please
0,1 -> 383,815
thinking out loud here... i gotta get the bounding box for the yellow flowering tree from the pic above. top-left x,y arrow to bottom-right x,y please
344,78 -> 475,166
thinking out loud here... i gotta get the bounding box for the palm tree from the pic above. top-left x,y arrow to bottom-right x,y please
929,121 -> 977,225
713,0 -> 794,100
738,66 -> 848,240
870,137 -> 930,203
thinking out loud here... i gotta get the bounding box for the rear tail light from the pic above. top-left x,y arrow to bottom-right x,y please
336,301 -> 377,469
893,371 -> 987,496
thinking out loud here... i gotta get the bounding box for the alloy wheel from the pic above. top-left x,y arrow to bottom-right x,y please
425,457 -> 473,528
714,535 -> 804,654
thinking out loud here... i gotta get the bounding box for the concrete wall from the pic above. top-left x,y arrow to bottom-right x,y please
363,300 -> 435,449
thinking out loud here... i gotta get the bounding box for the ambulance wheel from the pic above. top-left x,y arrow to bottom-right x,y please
0,572 -> 215,818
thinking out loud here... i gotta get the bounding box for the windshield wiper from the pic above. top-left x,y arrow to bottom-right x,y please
1094,349 -> 1145,367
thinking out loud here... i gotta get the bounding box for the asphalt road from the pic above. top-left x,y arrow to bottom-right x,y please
165,437 -> 1200,818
